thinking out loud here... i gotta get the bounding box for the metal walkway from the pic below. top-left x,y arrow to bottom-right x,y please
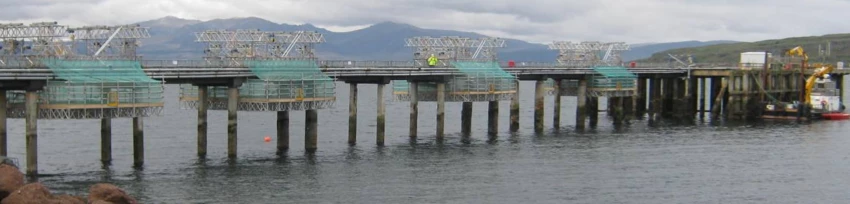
0,59 -> 705,82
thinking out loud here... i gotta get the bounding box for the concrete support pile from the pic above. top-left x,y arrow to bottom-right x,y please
553,79 -> 562,129
132,117 -> 144,168
101,118 -> 111,164
576,79 -> 588,130
588,97 -> 599,128
409,82 -> 419,138
635,78 -> 647,119
377,84 -> 386,146
305,110 -> 318,153
534,80 -> 545,132
649,77 -> 661,122
461,102 -> 473,136
349,84 -> 358,145
436,83 -> 446,140
227,86 -> 238,158
0,90 -> 6,157
277,111 -> 290,153
197,85 -> 208,157
509,81 -> 520,132
26,91 -> 38,175
488,101 -> 498,135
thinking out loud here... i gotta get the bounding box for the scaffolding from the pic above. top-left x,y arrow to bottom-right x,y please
0,22 -> 70,57
195,30 -> 324,66
2,22 -> 163,119
543,79 -> 580,96
7,60 -> 164,119
181,30 -> 334,111
393,63 -> 517,102
549,41 -> 629,66
67,25 -> 151,58
587,66 -> 637,97
394,36 -> 516,102
392,81 -> 439,101
405,36 -> 505,66
179,79 -> 335,111
179,59 -> 336,111
447,61 -> 516,101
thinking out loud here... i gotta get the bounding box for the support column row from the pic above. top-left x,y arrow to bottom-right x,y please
509,81 -> 520,132
553,80 -> 562,129
576,78 -> 588,129
534,80 -> 545,132
0,90 -> 5,157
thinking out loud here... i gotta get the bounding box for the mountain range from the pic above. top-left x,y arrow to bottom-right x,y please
135,16 -> 737,62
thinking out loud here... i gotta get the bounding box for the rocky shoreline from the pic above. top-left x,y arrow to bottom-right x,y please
0,164 -> 137,204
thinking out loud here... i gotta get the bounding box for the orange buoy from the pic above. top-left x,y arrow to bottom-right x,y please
264,136 -> 272,143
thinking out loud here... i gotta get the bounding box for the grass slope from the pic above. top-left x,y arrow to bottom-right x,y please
643,33 -> 850,63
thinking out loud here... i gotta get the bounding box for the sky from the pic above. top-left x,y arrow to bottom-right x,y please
1,0 -> 849,44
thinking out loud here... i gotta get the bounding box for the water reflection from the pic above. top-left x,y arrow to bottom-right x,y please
7,82 -> 848,203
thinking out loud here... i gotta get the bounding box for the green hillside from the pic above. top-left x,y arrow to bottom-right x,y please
643,33 -> 850,64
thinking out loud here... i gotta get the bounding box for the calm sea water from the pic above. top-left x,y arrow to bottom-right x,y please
5,81 -> 850,203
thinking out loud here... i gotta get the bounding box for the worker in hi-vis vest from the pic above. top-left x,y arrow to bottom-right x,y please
428,54 -> 438,67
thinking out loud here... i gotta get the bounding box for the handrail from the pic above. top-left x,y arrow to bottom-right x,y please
0,57 -> 738,69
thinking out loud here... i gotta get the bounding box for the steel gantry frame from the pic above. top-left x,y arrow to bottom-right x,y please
405,36 -> 506,66
547,41 -> 635,97
549,41 -> 630,66
183,29 -> 335,112
195,29 -> 325,65
68,25 -> 151,58
2,22 -> 164,120
395,36 -> 517,102
0,22 -> 70,58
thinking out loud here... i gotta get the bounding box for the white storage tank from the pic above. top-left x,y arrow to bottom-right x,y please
740,52 -> 772,70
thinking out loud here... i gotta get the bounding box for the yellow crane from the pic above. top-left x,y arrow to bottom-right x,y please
786,46 -> 808,63
785,46 -> 835,105
804,64 -> 835,105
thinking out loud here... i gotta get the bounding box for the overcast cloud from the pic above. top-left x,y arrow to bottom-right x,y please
1,0 -> 849,43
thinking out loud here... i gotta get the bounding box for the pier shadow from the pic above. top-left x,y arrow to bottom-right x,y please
508,132 -> 521,144
486,134 -> 499,145
343,146 -> 363,162
131,167 -> 144,182
132,164 -> 144,171
461,134 -> 472,145
98,166 -> 115,181
303,152 -> 318,165
100,160 -> 112,170
225,157 -> 239,167
25,174 -> 39,183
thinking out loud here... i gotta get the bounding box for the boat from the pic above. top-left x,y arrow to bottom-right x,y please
822,113 -> 850,120
760,70 -> 845,121
757,46 -> 846,121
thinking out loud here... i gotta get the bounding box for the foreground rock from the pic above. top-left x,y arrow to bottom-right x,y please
0,161 -> 135,204
1,182 -> 84,204
0,164 -> 24,200
1,183 -> 51,204
54,194 -> 87,204
88,183 -> 137,204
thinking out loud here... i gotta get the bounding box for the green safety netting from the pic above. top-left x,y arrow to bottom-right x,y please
388,61 -> 517,101
18,59 -> 165,105
392,81 -> 438,93
42,60 -> 157,82
239,59 -> 334,99
545,78 -> 556,86
450,61 -> 516,92
590,66 -> 637,89
238,79 -> 335,99
245,60 -> 331,80
451,61 -> 514,77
